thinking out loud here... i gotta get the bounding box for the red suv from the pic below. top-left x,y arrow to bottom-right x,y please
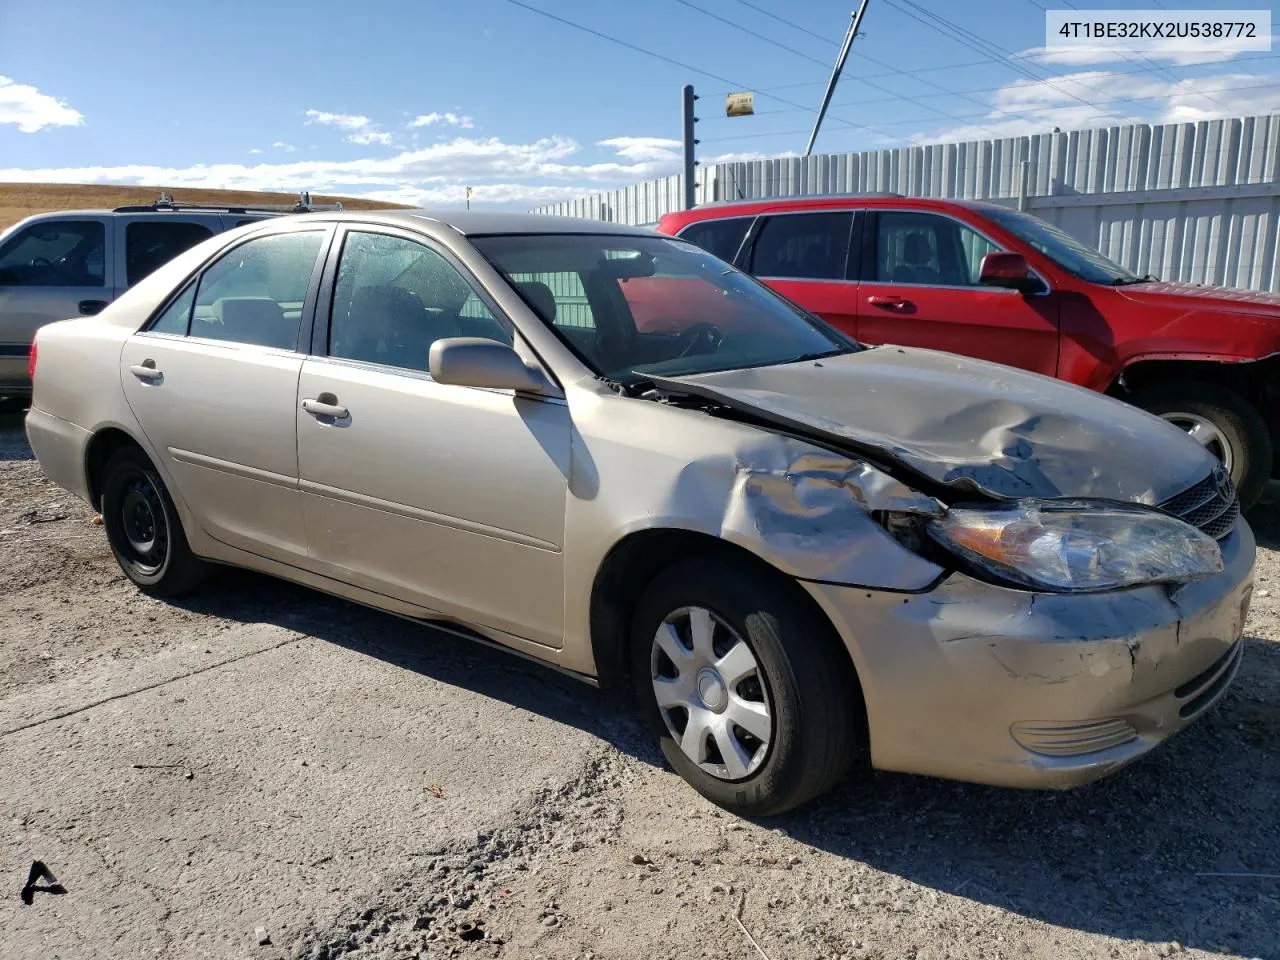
656,196 -> 1280,508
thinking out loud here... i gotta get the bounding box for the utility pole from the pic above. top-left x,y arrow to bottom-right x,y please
681,84 -> 698,210
805,0 -> 870,157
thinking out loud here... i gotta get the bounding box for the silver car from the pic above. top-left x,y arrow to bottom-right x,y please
26,211 -> 1255,814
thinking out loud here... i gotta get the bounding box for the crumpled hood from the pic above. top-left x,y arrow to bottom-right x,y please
652,346 -> 1217,503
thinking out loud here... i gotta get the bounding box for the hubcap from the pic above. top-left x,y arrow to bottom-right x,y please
650,606 -> 773,782
1160,412 -> 1234,473
118,474 -> 168,574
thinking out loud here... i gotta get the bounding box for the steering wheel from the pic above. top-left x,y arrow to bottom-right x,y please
673,321 -> 724,358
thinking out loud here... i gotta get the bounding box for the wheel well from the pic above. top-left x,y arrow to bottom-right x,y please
1109,357 -> 1280,475
588,528 -> 855,691
85,428 -> 144,511
1109,357 -> 1280,411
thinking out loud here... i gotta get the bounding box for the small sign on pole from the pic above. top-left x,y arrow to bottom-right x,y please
725,91 -> 754,118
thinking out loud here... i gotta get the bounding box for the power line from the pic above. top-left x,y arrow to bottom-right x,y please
671,0 -> 830,69
672,0 -> 1039,141
701,78 -> 1280,142
731,0 -> 837,46
700,60 -> 1280,121
501,0 -> 918,145
880,0 -> 1134,124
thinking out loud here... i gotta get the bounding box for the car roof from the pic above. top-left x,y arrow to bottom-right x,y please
284,209 -> 658,237
658,194 -> 1012,225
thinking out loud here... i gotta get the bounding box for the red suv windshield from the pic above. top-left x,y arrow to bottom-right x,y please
982,206 -> 1139,285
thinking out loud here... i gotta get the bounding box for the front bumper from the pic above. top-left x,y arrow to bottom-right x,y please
803,520 -> 1256,789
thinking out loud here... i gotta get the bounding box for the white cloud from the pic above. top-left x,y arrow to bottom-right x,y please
305,109 -> 393,147
305,110 -> 373,131
272,141 -> 297,152
909,69 -> 1280,143
249,147 -> 263,155
0,76 -> 84,133
596,136 -> 681,163
409,111 -> 475,129
1021,40 -> 1280,68
0,133 -> 696,208
348,130 -> 393,146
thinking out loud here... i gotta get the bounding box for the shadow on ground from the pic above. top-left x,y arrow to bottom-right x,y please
180,549 -> 1279,958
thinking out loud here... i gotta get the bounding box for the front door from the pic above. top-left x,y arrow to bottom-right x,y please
296,227 -> 570,647
0,216 -> 111,390
119,226 -> 331,563
856,210 -> 1060,377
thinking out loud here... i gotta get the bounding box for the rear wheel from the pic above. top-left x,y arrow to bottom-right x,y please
630,556 -> 864,816
101,446 -> 208,596
1130,381 -> 1272,510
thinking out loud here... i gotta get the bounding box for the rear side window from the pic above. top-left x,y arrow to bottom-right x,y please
126,220 -> 214,286
676,216 -> 752,264
149,283 -> 197,336
0,220 -> 105,287
750,212 -> 852,281
189,231 -> 324,350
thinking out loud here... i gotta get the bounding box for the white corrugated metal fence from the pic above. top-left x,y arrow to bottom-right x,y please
533,114 -> 1280,292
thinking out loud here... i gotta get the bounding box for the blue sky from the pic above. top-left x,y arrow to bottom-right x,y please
1,0 -> 1277,208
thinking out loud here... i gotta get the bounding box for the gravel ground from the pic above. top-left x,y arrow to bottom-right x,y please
1,410 -> 1277,960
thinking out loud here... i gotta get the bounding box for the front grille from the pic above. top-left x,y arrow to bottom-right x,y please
1158,468 -> 1240,540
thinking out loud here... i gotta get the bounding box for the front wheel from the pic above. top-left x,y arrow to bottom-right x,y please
101,446 -> 208,597
1130,381 -> 1272,511
630,556 -> 864,816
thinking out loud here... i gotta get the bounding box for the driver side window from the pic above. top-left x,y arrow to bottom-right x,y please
329,231 -> 511,372
0,220 -> 105,287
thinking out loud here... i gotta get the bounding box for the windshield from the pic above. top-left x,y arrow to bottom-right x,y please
982,206 -> 1140,285
472,233 -> 855,385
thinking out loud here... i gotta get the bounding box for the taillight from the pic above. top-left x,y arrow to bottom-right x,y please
27,341 -> 37,380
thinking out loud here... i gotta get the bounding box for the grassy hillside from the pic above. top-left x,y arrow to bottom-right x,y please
0,183 -> 406,231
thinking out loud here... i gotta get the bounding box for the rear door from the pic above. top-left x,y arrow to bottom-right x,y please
744,210 -> 857,338
113,215 -> 220,294
119,225 -> 332,563
0,216 -> 111,389
856,209 -> 1059,376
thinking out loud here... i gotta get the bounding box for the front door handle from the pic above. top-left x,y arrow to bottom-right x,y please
129,359 -> 163,382
867,295 -> 912,310
302,394 -> 350,420
79,299 -> 108,316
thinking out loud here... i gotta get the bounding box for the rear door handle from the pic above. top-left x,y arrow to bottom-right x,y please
129,359 -> 163,382
79,299 -> 108,316
867,295 -> 912,310
302,395 -> 350,420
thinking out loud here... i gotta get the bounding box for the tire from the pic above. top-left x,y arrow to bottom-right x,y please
1130,381 -> 1272,511
101,446 -> 208,597
630,555 -> 864,816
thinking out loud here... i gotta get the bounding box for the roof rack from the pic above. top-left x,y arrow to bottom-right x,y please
112,190 -> 345,215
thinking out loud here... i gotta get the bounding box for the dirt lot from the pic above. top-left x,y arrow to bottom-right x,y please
1,411 -> 1278,960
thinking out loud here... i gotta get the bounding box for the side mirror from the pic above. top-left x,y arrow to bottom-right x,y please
979,252 -> 1043,294
429,337 -> 556,396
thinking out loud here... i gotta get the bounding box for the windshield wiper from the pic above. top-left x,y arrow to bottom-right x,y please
1111,274 -> 1158,285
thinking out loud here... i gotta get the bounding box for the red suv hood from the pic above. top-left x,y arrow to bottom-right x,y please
1115,281 -> 1280,317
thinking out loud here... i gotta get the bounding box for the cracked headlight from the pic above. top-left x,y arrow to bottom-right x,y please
927,500 -> 1223,592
